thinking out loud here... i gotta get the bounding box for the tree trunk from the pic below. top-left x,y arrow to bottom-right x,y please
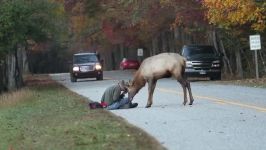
119,43 -> 124,59
111,51 -> 116,70
174,27 -> 180,51
14,46 -> 24,88
161,31 -> 168,52
0,60 -> 7,93
6,52 -> 16,90
211,30 -> 219,53
1,45 -> 26,91
259,50 -> 266,73
209,29 -> 234,77
218,34 -> 233,76
151,35 -> 159,55
169,31 -> 176,52
235,48 -> 243,78
147,42 -> 153,57
22,47 -> 29,74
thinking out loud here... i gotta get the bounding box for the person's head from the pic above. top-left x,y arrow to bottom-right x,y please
118,80 -> 129,92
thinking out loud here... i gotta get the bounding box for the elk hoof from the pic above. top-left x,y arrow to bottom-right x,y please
189,100 -> 194,105
145,105 -> 151,108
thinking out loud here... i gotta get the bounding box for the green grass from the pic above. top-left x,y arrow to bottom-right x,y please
212,77 -> 266,88
0,76 -> 165,150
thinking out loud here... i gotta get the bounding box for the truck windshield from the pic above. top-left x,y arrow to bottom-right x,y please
73,54 -> 98,63
183,46 -> 217,57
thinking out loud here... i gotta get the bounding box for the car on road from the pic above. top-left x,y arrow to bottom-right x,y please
181,45 -> 223,80
120,58 -> 140,70
70,53 -> 103,82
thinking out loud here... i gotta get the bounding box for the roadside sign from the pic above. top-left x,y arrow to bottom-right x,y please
249,34 -> 261,79
249,35 -> 261,50
137,48 -> 143,56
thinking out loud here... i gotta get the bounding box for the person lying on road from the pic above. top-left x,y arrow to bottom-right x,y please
101,80 -> 138,110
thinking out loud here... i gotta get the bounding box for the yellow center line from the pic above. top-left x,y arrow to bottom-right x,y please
158,87 -> 266,113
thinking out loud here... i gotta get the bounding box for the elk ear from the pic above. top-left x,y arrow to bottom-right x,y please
124,81 -> 129,88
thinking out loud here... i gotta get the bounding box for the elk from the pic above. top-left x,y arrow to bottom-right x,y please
127,53 -> 194,108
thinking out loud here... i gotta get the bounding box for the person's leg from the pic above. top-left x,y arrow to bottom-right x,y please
119,98 -> 138,109
107,98 -> 129,110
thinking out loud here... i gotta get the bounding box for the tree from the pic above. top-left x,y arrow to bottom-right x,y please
203,0 -> 266,32
202,0 -> 266,78
0,0 -> 67,91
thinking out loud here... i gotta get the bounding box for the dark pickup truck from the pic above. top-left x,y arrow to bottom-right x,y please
70,53 -> 103,82
181,45 -> 223,80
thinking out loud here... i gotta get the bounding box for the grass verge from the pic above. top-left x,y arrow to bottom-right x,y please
0,75 -> 165,150
213,77 -> 266,88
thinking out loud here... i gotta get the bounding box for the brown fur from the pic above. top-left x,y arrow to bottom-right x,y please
127,53 -> 194,108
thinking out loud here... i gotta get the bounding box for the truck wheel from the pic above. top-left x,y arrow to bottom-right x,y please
210,74 -> 221,80
71,76 -> 77,82
96,74 -> 103,80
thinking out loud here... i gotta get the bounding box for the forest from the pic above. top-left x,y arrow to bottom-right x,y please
0,0 -> 265,92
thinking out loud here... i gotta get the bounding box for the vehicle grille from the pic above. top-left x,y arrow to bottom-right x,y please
80,65 -> 94,72
191,61 -> 212,70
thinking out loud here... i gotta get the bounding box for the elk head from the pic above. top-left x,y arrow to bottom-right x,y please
126,80 -> 140,101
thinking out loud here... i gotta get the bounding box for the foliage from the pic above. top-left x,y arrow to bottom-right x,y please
62,0 -> 103,51
201,0 -> 266,77
203,0 -> 266,32
97,0 -> 207,46
62,0 -> 208,50
0,0 -> 67,58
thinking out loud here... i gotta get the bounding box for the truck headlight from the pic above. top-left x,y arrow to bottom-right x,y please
212,60 -> 220,67
186,61 -> 193,67
95,63 -> 102,70
73,66 -> 79,72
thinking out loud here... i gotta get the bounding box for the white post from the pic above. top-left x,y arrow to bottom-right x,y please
255,50 -> 259,79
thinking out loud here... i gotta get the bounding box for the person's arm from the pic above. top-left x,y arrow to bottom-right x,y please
119,90 -> 127,99
121,90 -> 127,95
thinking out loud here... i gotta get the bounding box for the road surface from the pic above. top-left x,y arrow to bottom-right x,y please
51,70 -> 266,150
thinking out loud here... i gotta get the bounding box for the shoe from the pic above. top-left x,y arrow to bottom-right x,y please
119,103 -> 130,109
129,103 -> 138,108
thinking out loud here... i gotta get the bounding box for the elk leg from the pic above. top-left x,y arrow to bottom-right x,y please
186,80 -> 194,105
178,78 -> 188,105
146,79 -> 157,108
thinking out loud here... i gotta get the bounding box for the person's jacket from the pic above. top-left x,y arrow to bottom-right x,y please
101,84 -> 122,105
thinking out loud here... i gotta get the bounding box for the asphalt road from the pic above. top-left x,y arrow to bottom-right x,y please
51,70 -> 266,150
